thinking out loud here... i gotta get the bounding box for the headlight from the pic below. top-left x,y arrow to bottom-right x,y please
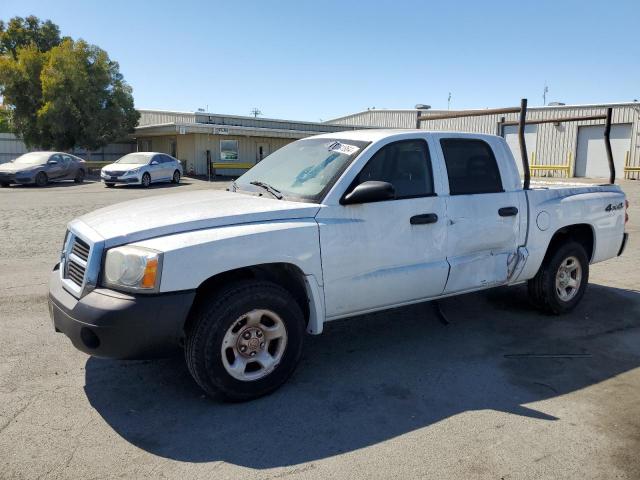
103,246 -> 162,293
124,168 -> 139,175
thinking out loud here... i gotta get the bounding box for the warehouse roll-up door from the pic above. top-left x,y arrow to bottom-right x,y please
503,125 -> 537,174
575,124 -> 631,179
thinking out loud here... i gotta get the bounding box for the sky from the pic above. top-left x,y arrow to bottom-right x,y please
2,0 -> 639,122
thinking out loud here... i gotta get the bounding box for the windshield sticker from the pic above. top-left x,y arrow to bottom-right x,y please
327,141 -> 360,156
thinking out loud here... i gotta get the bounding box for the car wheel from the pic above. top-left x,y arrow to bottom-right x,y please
74,169 -> 85,183
528,241 -> 589,315
141,172 -> 151,188
35,172 -> 48,187
0,182 -> 9,188
105,183 -> 115,188
172,170 -> 181,184
185,280 -> 305,401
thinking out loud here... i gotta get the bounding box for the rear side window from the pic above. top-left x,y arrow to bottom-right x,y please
440,139 -> 503,195
354,139 -> 434,199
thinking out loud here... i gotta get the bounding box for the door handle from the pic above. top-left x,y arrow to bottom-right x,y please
498,206 -> 519,217
410,213 -> 438,225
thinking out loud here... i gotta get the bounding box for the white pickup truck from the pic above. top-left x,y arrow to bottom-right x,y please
48,129 -> 629,401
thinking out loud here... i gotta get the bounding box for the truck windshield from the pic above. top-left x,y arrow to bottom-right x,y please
236,138 -> 369,201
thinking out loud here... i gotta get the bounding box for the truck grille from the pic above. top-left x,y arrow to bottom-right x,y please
66,259 -> 86,286
70,237 -> 90,262
64,235 -> 90,287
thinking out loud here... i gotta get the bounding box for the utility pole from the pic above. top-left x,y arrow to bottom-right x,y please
543,83 -> 549,106
251,108 -> 262,118
447,92 -> 452,110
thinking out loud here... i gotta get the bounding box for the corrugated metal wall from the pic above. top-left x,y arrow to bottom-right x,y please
0,133 -> 136,164
329,110 -> 421,128
138,110 -> 196,126
418,104 -> 640,179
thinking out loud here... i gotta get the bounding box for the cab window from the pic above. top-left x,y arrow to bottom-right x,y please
353,139 -> 434,199
440,138 -> 503,195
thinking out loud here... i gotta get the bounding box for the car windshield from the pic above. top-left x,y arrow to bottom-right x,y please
13,152 -> 51,165
115,153 -> 152,165
236,138 -> 369,201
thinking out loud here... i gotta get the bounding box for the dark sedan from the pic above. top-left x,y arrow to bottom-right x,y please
0,152 -> 86,187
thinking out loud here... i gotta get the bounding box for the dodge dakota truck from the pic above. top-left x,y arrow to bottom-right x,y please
48,128 -> 629,401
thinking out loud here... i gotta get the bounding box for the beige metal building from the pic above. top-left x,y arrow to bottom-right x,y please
328,102 -> 640,180
134,110 -> 360,176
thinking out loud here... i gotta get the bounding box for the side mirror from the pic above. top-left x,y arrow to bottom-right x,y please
341,181 -> 395,205
150,160 -> 159,165
48,160 -> 58,165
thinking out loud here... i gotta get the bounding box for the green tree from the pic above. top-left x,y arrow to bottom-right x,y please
0,16 -> 139,150
0,16 -> 63,59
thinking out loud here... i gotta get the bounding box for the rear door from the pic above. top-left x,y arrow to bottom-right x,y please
436,136 -> 522,294
317,138 -> 450,318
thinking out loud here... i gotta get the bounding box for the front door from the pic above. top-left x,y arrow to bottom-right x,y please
46,154 -> 65,179
436,137 -> 522,294
318,138 -> 449,319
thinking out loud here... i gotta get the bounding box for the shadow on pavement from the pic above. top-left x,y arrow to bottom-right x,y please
84,283 -> 640,469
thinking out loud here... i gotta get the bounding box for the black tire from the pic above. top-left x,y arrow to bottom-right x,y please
74,169 -> 85,183
141,172 -> 151,188
105,182 -> 115,188
185,280 -> 305,401
172,170 -> 181,184
0,182 -> 9,188
528,241 -> 589,315
35,172 -> 48,187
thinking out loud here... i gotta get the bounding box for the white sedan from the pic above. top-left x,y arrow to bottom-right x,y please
101,152 -> 183,188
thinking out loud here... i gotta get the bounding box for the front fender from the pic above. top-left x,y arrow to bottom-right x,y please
132,219 -> 324,293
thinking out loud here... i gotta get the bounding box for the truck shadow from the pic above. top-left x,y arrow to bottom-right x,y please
84,283 -> 640,469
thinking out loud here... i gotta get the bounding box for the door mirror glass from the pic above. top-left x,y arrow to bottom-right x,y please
342,181 -> 395,205
150,160 -> 159,165
47,159 -> 58,165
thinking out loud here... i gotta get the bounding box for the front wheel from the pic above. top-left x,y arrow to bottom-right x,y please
528,241 -> 589,315
141,172 -> 151,188
35,172 -> 48,187
104,182 -> 115,188
0,182 -> 9,188
172,170 -> 181,184
185,281 -> 305,401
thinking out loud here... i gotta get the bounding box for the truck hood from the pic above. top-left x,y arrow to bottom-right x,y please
75,189 -> 321,247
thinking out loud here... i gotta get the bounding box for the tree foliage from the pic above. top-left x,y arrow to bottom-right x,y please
0,16 -> 139,150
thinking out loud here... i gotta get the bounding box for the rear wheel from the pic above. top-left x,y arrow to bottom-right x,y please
74,169 -> 85,183
35,172 -> 48,187
185,280 -> 305,401
172,170 -> 181,184
141,172 -> 151,188
528,241 -> 589,314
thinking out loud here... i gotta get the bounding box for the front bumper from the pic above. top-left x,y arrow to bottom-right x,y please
0,172 -> 35,184
101,172 -> 141,184
48,267 -> 195,359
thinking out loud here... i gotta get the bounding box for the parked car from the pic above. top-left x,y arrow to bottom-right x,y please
100,152 -> 183,188
0,152 -> 86,187
48,130 -> 629,401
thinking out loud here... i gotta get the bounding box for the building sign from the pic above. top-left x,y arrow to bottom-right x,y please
220,140 -> 239,160
215,127 -> 229,135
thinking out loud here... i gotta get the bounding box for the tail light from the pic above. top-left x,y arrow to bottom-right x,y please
625,199 -> 629,224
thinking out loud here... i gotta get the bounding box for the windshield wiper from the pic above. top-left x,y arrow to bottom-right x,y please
250,181 -> 283,199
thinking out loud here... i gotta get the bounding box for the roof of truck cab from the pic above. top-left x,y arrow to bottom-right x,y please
312,129 -> 501,143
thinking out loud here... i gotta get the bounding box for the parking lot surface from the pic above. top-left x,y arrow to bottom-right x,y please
1,177 -> 639,479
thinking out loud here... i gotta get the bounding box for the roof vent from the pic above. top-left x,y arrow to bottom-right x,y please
548,102 -> 566,106
415,104 -> 431,110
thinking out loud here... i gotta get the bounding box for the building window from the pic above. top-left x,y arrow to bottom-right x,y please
139,139 -> 152,152
220,140 -> 239,160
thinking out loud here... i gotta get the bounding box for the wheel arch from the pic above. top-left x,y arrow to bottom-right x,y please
542,223 -> 595,265
183,262 -> 322,337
